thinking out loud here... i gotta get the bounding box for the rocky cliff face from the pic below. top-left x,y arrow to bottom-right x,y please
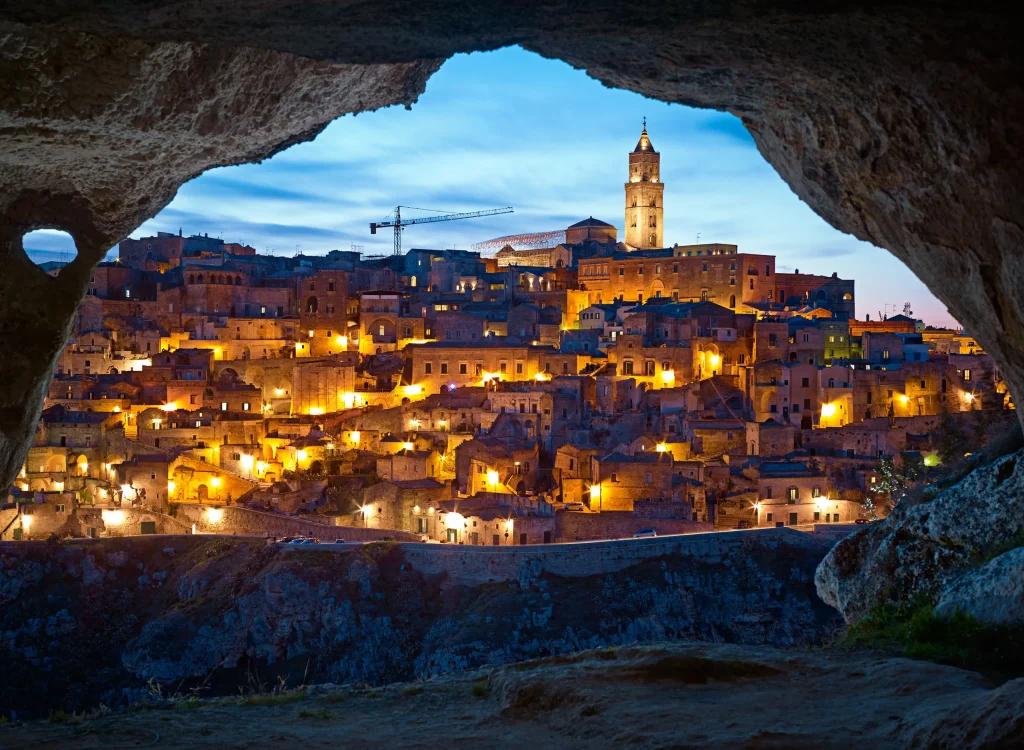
0,533 -> 836,717
816,449 -> 1024,624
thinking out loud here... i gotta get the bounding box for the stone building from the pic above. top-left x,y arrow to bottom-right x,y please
588,451 -> 673,511
624,123 -> 664,249
755,460 -> 860,526
361,478 -> 449,534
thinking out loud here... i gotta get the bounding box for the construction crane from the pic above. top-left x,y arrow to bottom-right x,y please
370,205 -> 514,255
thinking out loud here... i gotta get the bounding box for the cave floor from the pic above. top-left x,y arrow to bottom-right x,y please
2,643 -> 1021,749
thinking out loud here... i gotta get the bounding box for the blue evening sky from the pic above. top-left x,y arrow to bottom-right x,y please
25,46 -> 956,327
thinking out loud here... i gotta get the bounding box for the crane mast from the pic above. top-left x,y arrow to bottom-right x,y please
370,205 -> 514,255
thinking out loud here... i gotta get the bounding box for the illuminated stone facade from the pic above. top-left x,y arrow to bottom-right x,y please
578,247 -> 778,311
624,125 -> 664,249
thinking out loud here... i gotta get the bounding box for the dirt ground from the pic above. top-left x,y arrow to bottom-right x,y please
2,643 -> 1021,749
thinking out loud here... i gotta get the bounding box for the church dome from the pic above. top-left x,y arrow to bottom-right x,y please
568,217 -> 614,229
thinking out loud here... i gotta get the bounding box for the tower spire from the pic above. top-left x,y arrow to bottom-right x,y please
625,119 -> 664,249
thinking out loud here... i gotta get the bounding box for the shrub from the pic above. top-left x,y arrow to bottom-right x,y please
842,598 -> 1024,676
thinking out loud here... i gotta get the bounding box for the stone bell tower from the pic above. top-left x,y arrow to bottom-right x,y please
624,119 -> 664,250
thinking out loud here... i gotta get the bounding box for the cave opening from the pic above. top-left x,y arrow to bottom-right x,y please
0,4 -> 1020,496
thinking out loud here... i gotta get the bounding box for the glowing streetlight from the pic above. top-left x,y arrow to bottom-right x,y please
102,509 -> 125,526
821,403 -> 837,418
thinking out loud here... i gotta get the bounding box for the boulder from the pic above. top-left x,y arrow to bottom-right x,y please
815,450 -> 1024,622
934,547 -> 1024,626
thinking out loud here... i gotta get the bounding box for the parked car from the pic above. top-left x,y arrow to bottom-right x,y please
562,502 -> 585,512
855,518 -> 871,525
632,528 -> 657,538
735,520 -> 752,530
333,539 -> 347,544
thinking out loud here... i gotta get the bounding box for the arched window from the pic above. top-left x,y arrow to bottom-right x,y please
828,378 -> 835,388
188,274 -> 194,284
235,276 -> 242,285
195,274 -> 203,284
729,294 -> 736,308
306,296 -> 319,314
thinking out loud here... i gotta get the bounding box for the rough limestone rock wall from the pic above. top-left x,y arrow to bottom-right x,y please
0,2 -> 1022,495
934,547 -> 1024,625
0,533 -> 836,716
815,449 -> 1024,623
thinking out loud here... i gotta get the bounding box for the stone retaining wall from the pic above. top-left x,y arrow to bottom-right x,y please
400,527 -> 819,586
555,511 -> 711,542
172,504 -> 419,542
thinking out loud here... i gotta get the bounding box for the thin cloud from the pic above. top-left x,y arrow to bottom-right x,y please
48,45 -> 952,328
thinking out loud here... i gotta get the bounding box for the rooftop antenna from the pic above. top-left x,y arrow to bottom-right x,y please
696,232 -> 701,245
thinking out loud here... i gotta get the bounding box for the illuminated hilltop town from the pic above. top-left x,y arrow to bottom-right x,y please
4,125 -> 1008,544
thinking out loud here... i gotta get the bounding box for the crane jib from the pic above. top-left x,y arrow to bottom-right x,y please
368,206 -> 514,254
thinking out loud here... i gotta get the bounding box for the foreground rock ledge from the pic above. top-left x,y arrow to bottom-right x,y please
2,643 -> 1022,750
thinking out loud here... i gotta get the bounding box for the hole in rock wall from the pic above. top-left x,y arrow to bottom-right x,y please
22,228 -> 84,271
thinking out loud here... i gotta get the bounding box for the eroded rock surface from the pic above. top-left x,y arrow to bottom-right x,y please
3,643 -> 1023,749
934,547 -> 1024,626
815,450 -> 1024,623
0,534 -> 836,716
